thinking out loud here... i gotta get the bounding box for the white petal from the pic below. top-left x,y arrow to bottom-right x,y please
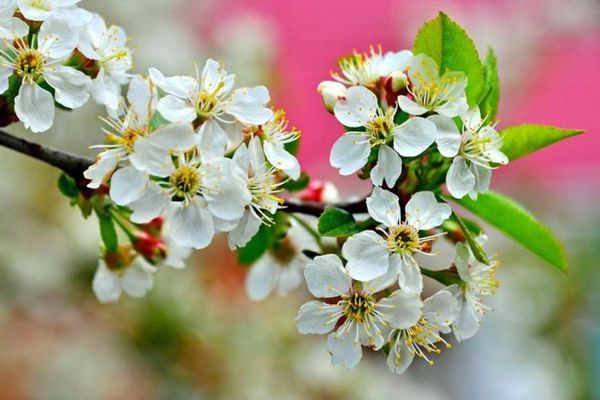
453,242 -> 471,281
428,115 -> 461,157
263,141 -> 297,171
163,236 -> 192,269
469,163 -> 491,199
370,144 -> 402,187
329,133 -> 370,175
362,253 -> 401,294
168,199 -> 215,249
92,261 -> 121,304
245,254 -> 279,301
14,83 -> 55,133
148,122 -> 197,152
333,85 -> 377,127
202,158 -> 251,221
405,190 -> 451,230
127,75 -> 155,125
437,94 -> 468,118
379,50 -> 412,76
397,95 -> 428,116
422,290 -> 458,331
393,117 -> 436,157
327,324 -> 363,368
446,156 -> 475,199
129,184 -> 171,223
109,166 -> 148,206
90,69 -> 120,109
342,231 -> 390,281
228,209 -> 261,250
378,289 -> 423,329
366,186 -> 401,227
0,65 -> 13,94
296,301 -> 341,335
37,17 -> 77,58
197,119 -> 228,161
200,58 -> 227,94
387,338 -> 415,375
226,86 -> 273,125
276,263 -> 303,296
304,254 -> 351,298
398,255 -> 423,294
156,95 -> 196,123
462,106 -> 482,130
45,65 -> 91,109
121,260 -> 155,298
448,287 -> 481,342
129,137 -> 174,177
83,149 -> 122,188
0,17 -> 28,39
148,67 -> 196,99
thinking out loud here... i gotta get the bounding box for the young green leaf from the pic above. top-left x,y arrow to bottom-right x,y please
236,224 -> 271,265
98,215 -> 118,253
455,191 -> 568,271
500,124 -> 583,161
479,48 -> 500,121
413,11 -> 484,106
57,173 -> 79,198
450,212 -> 490,265
318,208 -> 360,237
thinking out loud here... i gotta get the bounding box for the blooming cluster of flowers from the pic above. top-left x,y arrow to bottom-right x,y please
0,0 -> 133,132
1,4 -> 519,377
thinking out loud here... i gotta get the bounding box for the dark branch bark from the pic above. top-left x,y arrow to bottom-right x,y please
0,129 -> 366,216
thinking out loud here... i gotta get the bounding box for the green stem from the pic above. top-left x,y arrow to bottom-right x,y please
108,206 -> 138,242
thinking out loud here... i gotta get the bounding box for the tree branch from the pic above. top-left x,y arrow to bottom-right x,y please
0,129 -> 367,215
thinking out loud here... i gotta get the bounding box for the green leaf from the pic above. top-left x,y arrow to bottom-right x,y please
98,215 -> 118,253
500,124 -> 583,161
455,191 -> 568,271
479,48 -> 500,121
57,173 -> 79,198
284,137 -> 300,156
413,12 -> 484,106
281,171 -> 309,192
318,208 -> 374,237
236,212 -> 291,265
148,111 -> 169,132
450,212 -> 489,265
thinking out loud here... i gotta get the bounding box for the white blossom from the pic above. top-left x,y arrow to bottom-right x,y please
16,0 -> 90,26
77,13 -> 132,110
342,187 -> 451,293
84,75 -> 157,190
256,109 -> 301,180
387,290 -> 457,374
329,85 -> 436,186
398,54 -> 468,118
429,107 -> 508,199
0,17 -> 91,132
317,80 -> 347,112
296,254 -> 422,369
332,46 -> 412,87
0,0 -> 28,39
446,240 -> 499,341
92,256 -> 155,304
245,218 -> 319,301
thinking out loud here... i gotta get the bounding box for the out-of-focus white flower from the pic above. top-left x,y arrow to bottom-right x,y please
84,75 -> 156,190
228,136 -> 284,249
429,107 -> 508,199
387,290 -> 457,374
149,60 -> 273,142
92,251 -> 156,304
124,124 -> 251,249
317,80 -> 347,112
332,46 -> 412,87
398,54 -> 468,118
342,187 -> 451,293
78,13 -> 132,110
245,218 -> 319,301
329,85 -> 436,186
16,0 -> 88,25
0,0 -> 28,39
256,109 -> 301,179
296,254 -> 422,369
447,240 -> 499,342
0,17 -> 91,132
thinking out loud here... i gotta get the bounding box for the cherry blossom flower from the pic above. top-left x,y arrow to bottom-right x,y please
387,290 -> 457,374
296,254 -> 422,368
0,17 -> 91,132
0,0 -> 28,39
329,85 -> 436,186
429,107 -> 509,199
342,187 -> 451,293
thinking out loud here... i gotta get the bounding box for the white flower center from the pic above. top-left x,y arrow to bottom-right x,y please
391,318 -> 451,366
408,72 -> 459,109
365,109 -> 395,146
170,165 -> 201,199
341,291 -> 377,323
386,223 -> 420,254
196,81 -> 224,121
15,48 -> 45,83
27,0 -> 50,11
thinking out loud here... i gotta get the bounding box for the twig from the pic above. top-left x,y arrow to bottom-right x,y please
0,129 -> 367,216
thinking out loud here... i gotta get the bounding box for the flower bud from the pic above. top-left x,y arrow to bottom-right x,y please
133,231 -> 167,265
140,217 -> 164,237
104,245 -> 135,272
297,180 -> 340,203
317,81 -> 347,113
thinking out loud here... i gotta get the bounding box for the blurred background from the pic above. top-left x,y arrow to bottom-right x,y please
1,0 -> 599,398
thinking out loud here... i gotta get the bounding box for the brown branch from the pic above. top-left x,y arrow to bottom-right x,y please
0,129 -> 367,216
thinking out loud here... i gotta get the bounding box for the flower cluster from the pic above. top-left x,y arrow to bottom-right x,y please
0,0 -> 133,132
83,59 -> 302,302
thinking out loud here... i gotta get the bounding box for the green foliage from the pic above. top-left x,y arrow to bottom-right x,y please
284,137 -> 300,156
98,214 -> 118,253
413,11 -> 484,106
318,208 -> 373,237
500,124 -> 583,161
236,212 -> 291,265
57,173 -> 79,198
281,172 -> 310,192
479,48 -> 500,121
450,212 -> 490,265
455,191 -> 568,271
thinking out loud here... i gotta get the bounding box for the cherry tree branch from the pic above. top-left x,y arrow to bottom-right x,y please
0,129 -> 367,216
